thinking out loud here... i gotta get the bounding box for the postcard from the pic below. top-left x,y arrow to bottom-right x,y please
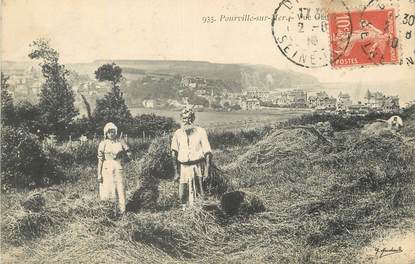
1,0 -> 414,263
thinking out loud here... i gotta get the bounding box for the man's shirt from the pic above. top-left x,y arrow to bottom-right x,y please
171,126 -> 212,163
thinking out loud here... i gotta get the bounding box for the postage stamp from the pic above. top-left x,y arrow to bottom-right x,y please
271,0 -> 351,68
329,8 -> 399,67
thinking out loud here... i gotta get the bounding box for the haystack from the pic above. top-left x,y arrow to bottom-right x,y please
227,127 -> 333,170
361,121 -> 394,136
135,136 -> 175,180
127,137 -> 170,211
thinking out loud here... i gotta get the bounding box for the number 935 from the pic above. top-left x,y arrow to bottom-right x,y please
202,16 -> 216,23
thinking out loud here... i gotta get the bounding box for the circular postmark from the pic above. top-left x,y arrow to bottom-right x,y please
271,0 -> 352,68
360,0 -> 400,64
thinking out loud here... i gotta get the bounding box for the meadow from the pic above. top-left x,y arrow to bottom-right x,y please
129,108 -> 311,131
1,108 -> 415,264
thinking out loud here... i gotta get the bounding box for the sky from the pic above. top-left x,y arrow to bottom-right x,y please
1,0 -> 414,84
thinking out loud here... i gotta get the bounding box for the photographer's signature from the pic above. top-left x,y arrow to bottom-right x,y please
375,246 -> 403,258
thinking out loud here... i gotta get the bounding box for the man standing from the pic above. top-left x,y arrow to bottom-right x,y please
171,106 -> 212,209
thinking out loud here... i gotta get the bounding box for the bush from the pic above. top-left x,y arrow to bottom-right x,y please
1,126 -> 63,191
279,112 -> 395,131
402,104 -> 415,120
45,140 -> 99,168
76,113 -> 179,140
70,117 -> 96,138
13,100 -> 42,135
208,126 -> 272,149
127,114 -> 179,138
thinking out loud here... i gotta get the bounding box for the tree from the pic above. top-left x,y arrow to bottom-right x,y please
1,72 -> 15,126
80,94 -> 92,120
95,63 -> 123,89
14,101 -> 42,135
28,39 -> 78,139
93,63 -> 132,133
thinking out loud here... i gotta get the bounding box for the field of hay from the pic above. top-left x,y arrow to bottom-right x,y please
1,109 -> 415,264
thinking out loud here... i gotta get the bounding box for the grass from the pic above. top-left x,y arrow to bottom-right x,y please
2,110 -> 415,263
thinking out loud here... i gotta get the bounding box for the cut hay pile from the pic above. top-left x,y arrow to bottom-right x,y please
126,137 -> 171,211
361,121 -> 393,136
2,192 -> 117,246
127,136 -> 233,211
230,127 -> 333,168
225,127 -> 333,187
133,136 -> 174,180
122,206 -> 224,259
2,208 -> 63,245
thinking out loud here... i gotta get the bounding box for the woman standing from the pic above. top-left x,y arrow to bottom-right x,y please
97,122 -> 131,215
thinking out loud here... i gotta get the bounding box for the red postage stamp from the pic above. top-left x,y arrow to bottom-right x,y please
329,9 -> 399,68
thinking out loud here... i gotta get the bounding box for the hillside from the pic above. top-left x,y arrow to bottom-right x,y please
68,60 -> 321,92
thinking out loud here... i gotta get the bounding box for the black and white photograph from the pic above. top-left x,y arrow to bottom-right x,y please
1,0 -> 415,263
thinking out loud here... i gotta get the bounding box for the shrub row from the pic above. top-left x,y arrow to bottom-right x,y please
278,112 -> 397,131
208,126 -> 272,149
70,114 -> 179,140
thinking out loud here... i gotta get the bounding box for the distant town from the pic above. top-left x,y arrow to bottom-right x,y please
3,66 -> 403,117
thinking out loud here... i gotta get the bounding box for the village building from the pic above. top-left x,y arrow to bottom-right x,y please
244,87 -> 270,101
347,103 -> 370,115
287,89 -> 307,108
383,96 -> 400,112
364,90 -> 399,112
364,90 -> 385,109
240,98 -> 260,110
337,92 -> 352,111
180,76 -> 207,90
308,91 -> 337,110
273,89 -> 307,108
